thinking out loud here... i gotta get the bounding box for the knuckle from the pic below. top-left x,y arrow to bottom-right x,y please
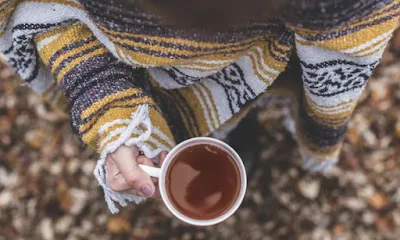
126,175 -> 140,186
108,180 -> 120,191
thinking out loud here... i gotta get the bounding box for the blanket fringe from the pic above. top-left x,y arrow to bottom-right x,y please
93,104 -> 153,213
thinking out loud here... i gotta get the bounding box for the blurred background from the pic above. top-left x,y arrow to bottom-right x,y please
0,27 -> 399,240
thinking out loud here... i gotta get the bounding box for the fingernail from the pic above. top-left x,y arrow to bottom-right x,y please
140,185 -> 153,197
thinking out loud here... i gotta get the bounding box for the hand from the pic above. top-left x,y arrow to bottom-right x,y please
106,145 -> 168,197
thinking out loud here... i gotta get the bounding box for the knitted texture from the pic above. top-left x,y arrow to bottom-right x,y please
0,0 -> 399,213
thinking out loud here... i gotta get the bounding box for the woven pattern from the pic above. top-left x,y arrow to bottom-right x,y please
0,0 -> 399,212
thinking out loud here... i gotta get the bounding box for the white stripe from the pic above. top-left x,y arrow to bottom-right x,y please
173,65 -> 220,78
202,80 -> 232,123
98,119 -> 130,135
255,47 -> 280,75
66,0 -> 80,4
308,101 -> 356,114
191,86 -> 214,131
127,128 -> 169,151
353,36 -> 391,57
343,31 -> 393,54
50,88 -> 63,105
197,84 -> 220,127
192,59 -> 234,65
99,127 -> 127,149
311,105 -> 354,115
247,51 -> 274,83
235,56 -> 269,95
100,125 -> 173,153
126,53 -> 151,67
304,86 -> 365,107
152,127 -> 175,149
118,48 -> 151,67
36,33 -> 61,51
179,64 -> 223,71
133,129 -> 169,150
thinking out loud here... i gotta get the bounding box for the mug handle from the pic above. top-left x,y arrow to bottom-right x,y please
139,164 -> 161,178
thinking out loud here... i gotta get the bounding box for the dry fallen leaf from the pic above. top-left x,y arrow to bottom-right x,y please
107,216 -> 130,233
395,122 -> 400,139
24,129 -> 46,149
346,125 -> 360,145
57,180 -> 73,212
332,224 -> 345,236
369,82 -> 389,107
368,192 -> 389,210
0,116 -> 11,133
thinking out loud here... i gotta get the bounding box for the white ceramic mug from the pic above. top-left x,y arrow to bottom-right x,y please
139,137 -> 247,226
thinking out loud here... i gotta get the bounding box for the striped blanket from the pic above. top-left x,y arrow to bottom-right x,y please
0,0 -> 399,213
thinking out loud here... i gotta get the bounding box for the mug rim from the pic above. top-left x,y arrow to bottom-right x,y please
159,137 -> 247,226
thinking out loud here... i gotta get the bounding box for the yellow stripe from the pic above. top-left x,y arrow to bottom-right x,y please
148,107 -> 175,149
306,102 -> 356,114
101,25 -> 264,49
260,41 -> 289,72
0,2 -> 17,36
35,25 -> 69,46
193,85 -> 217,129
108,34 -> 257,57
356,45 -> 386,57
109,35 -> 261,63
296,16 -> 398,52
80,88 -> 142,119
199,82 -> 221,126
350,37 -> 388,55
98,121 -> 173,153
37,24 -> 93,64
179,61 -> 230,70
252,45 -> 279,79
267,39 -> 290,59
79,96 -> 153,134
81,106 -> 140,148
248,52 -> 270,83
306,97 -> 354,110
173,64 -> 224,73
56,47 -> 107,82
177,87 -> 209,136
51,40 -> 100,72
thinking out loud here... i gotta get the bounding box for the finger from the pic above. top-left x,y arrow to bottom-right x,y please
137,155 -> 162,198
136,155 -> 155,167
152,151 -> 168,198
152,188 -> 161,198
106,155 -> 132,192
121,188 -> 144,196
111,145 -> 155,197
158,151 -> 169,167
136,155 -> 157,185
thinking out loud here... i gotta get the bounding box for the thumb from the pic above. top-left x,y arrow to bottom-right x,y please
110,145 -> 155,197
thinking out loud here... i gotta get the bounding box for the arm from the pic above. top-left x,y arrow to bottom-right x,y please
1,1 -> 175,212
35,23 -> 175,212
287,1 -> 399,171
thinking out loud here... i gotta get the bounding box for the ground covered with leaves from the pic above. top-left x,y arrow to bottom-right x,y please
1,29 -> 400,240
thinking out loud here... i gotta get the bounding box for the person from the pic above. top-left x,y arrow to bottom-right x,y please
0,0 -> 398,213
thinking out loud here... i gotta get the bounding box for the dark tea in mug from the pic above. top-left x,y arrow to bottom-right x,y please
165,143 -> 241,220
